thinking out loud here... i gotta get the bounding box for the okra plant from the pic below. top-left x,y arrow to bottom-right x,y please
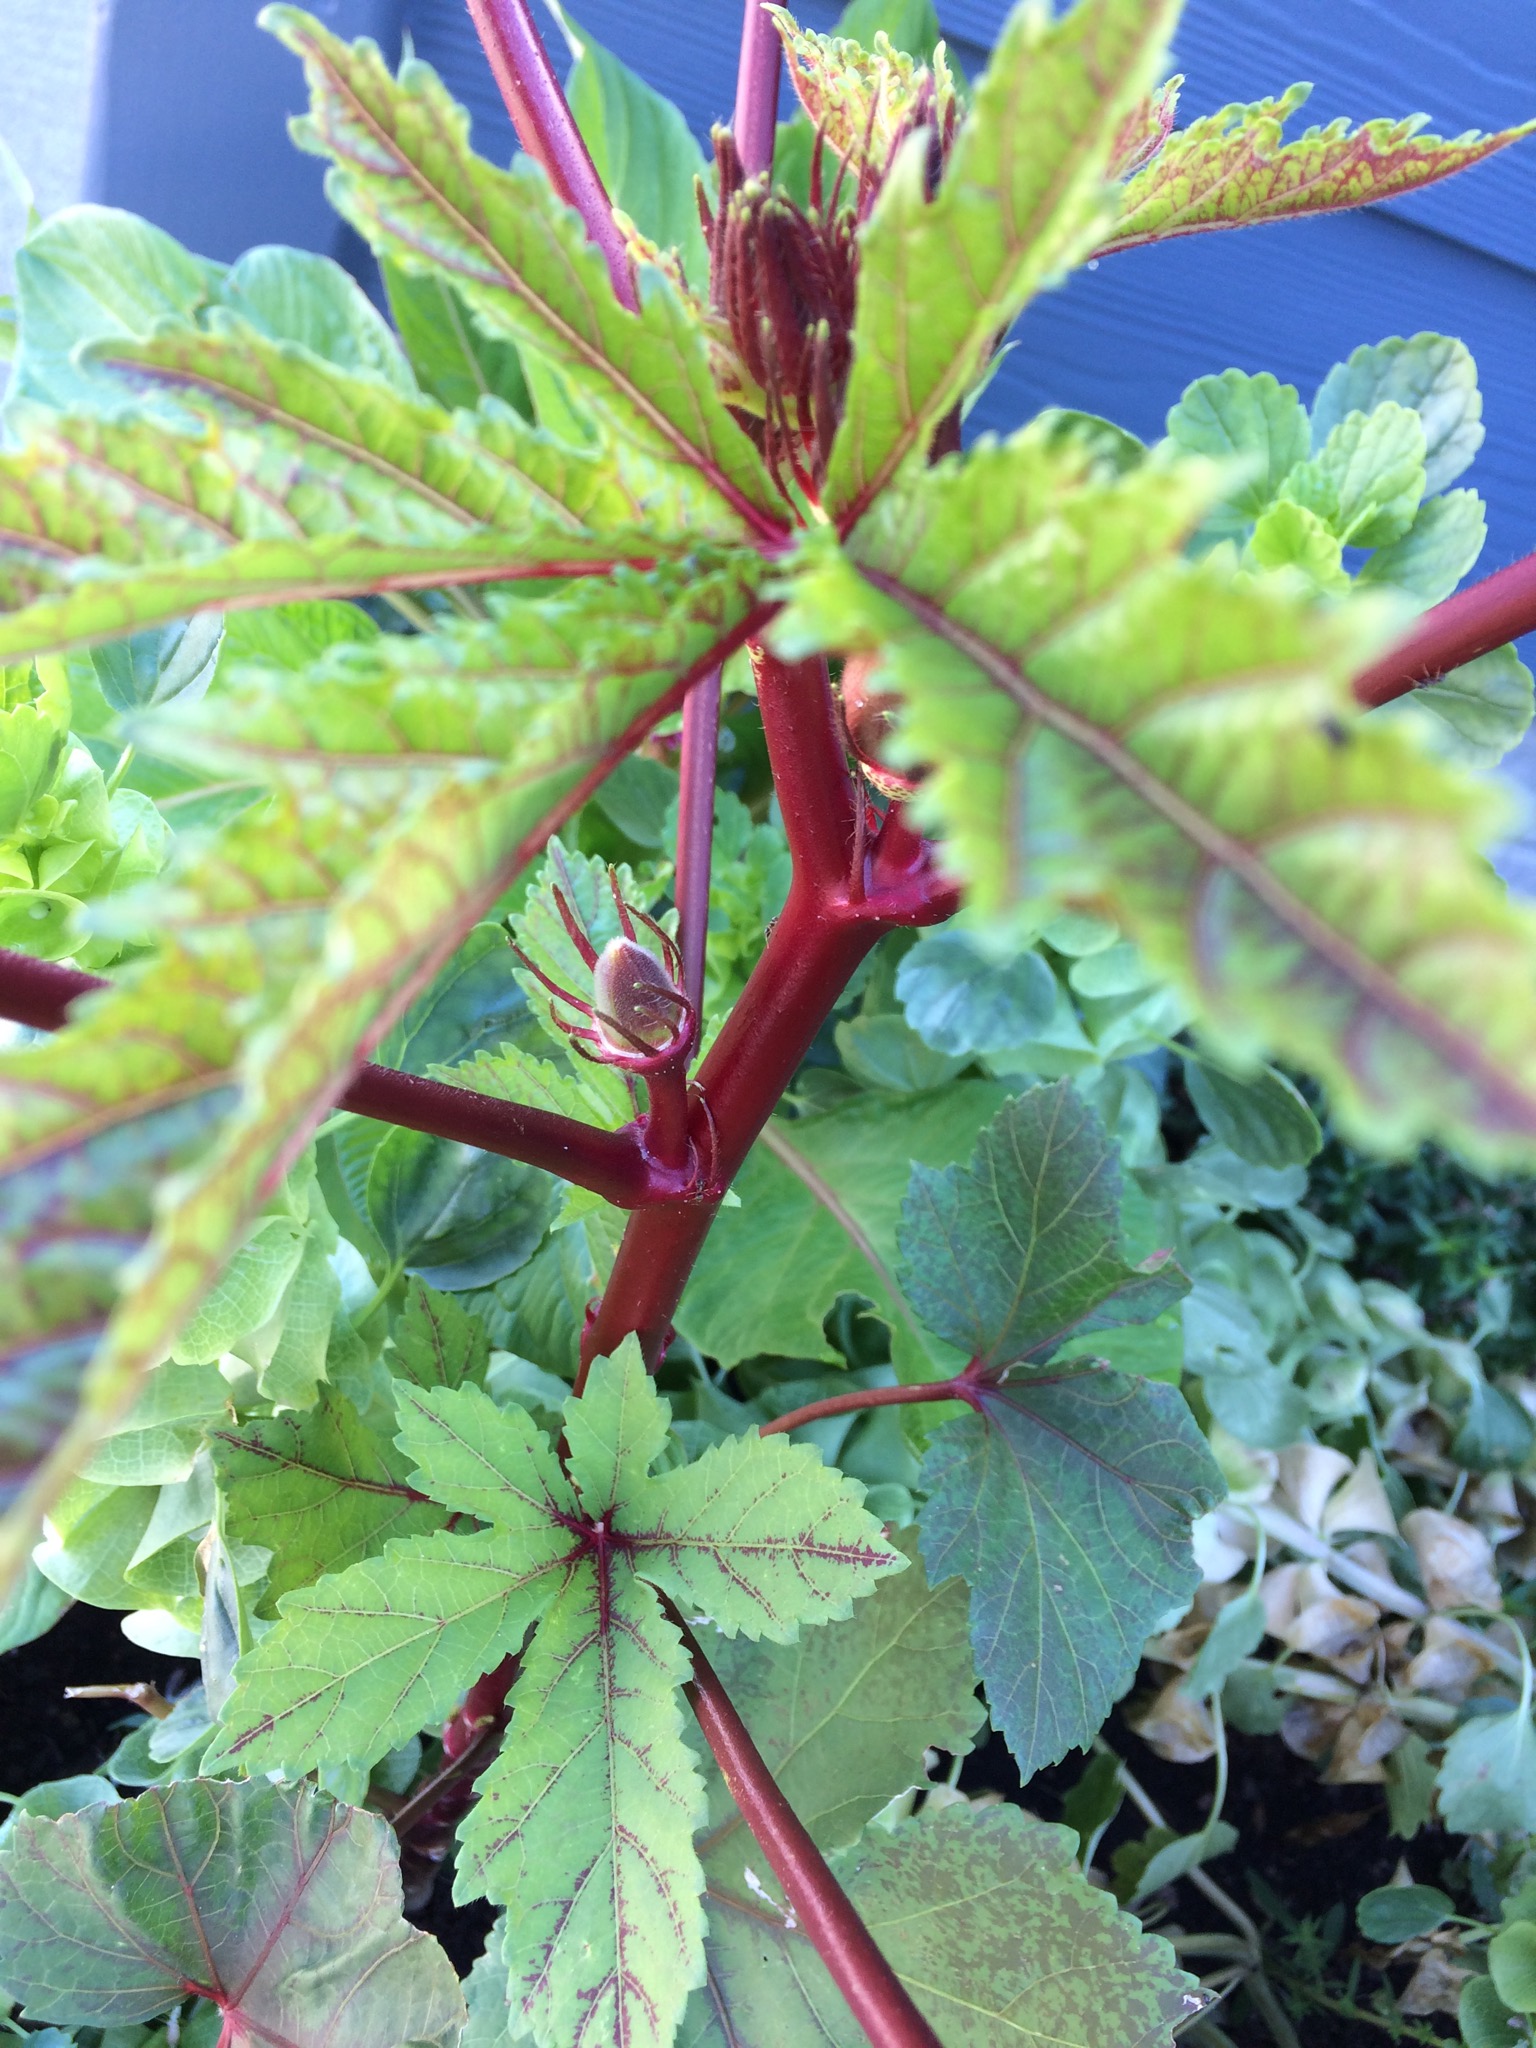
0,0 -> 1534,2043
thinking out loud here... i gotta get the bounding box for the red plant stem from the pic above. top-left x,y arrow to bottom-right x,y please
759,1371 -> 982,1436
464,0 -> 636,309
0,947 -> 687,1210
677,1613 -> 943,2048
753,646 -> 859,891
1353,548 -> 1536,705
675,667 -> 722,1015
734,0 -> 783,178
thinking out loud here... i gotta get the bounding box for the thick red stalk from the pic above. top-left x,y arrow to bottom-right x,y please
675,668 -> 722,1015
759,1370 -> 982,1436
1354,548 -> 1536,705
734,0 -> 783,179
464,0 -> 636,308
678,1612 -> 943,2048
753,646 -> 859,890
0,947 -> 687,1209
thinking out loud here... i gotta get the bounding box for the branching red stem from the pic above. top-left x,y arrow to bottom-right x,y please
676,1610 -> 943,2048
1353,549 -> 1536,705
734,0 -> 783,179
0,947 -> 687,1209
464,0 -> 636,308
676,667 -> 722,1015
759,1370 -> 984,1436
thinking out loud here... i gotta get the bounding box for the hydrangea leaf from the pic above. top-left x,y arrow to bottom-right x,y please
1311,332 -> 1484,496
1099,82 -> 1536,256
691,1526 -> 980,1857
457,1567 -> 706,2048
685,1803 -> 1201,2048
774,423 -> 1536,1169
1164,368 -> 1309,532
211,1387 -> 447,1615
919,1363 -> 1221,1776
676,1080 -> 1012,1375
825,0 -> 1178,525
1359,489 -> 1485,606
1279,400 -> 1426,548
897,1083 -> 1187,1369
0,1778 -> 464,2045
262,6 -> 782,539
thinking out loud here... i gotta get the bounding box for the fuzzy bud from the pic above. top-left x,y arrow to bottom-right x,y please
593,936 -> 689,1056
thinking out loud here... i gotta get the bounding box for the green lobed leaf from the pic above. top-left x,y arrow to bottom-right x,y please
0,1778 -> 464,2044
263,6 -> 782,539
1099,83 -> 1536,255
775,420 -> 1536,1169
211,1386 -> 446,1616
205,1527 -> 571,1774
0,553 -> 761,1590
391,1276 -> 491,1390
677,1080 -> 1012,1375
691,1526 -> 980,1856
686,1802 -> 1201,2048
458,1567 -> 706,2048
920,1364 -> 1222,1777
825,0 -> 1178,525
897,1082 -> 1186,1370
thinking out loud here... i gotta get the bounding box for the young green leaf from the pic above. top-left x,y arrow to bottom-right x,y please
1357,1883 -> 1454,1944
1359,490 -> 1486,606
1311,332 -> 1483,495
770,8 -> 961,177
0,1778 -> 464,2044
898,1083 -> 1186,1369
1164,368 -> 1309,534
263,6 -> 783,539
920,1364 -> 1222,1777
826,0 -> 1179,525
776,421 -> 1536,1169
1408,645 -> 1535,770
685,1803 -> 1202,2048
1098,83 -> 1536,255
1279,400 -> 1426,547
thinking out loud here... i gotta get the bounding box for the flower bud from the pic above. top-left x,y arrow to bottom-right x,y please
592,936 -> 689,1057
